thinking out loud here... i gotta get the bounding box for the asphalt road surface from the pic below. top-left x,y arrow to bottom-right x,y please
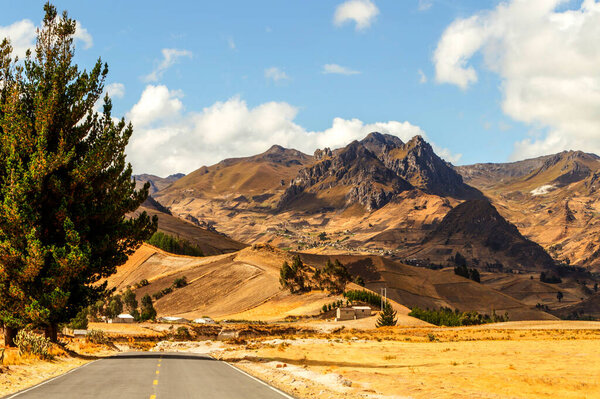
6,352 -> 294,399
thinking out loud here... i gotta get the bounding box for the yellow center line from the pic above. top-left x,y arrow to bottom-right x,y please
150,396 -> 156,399
156,370 -> 160,374
157,363 -> 161,367
153,379 -> 158,385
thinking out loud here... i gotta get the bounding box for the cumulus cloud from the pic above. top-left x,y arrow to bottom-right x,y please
0,19 -> 92,58
264,67 -> 289,82
105,83 -> 125,99
434,0 -> 600,159
125,87 -> 458,175
322,63 -> 360,75
143,48 -> 192,82
333,0 -> 379,31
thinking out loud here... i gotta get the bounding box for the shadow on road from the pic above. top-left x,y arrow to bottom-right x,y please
110,353 -> 216,361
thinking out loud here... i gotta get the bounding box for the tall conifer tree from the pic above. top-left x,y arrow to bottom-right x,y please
0,3 -> 157,345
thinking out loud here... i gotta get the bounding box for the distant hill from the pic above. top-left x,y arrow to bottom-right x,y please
111,244 -> 555,322
403,200 -> 556,272
457,151 -> 600,271
134,173 -> 185,194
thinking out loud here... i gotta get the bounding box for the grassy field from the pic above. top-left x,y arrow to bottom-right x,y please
216,322 -> 600,399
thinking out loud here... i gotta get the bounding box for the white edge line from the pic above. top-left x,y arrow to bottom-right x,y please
221,360 -> 296,399
4,359 -> 99,399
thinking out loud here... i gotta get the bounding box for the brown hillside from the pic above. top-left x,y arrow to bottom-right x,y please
133,205 -> 246,256
297,253 -> 555,321
404,200 -> 556,272
457,151 -> 600,271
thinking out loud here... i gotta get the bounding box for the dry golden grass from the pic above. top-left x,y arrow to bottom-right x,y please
219,324 -> 600,399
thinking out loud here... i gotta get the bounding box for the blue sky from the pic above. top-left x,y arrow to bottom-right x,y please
2,0 -> 599,175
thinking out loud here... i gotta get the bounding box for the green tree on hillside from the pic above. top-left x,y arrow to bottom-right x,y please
140,294 -> 156,321
123,288 -> 138,315
376,301 -> 397,327
0,3 -> 157,345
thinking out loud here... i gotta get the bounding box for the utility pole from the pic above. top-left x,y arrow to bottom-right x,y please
380,287 -> 387,310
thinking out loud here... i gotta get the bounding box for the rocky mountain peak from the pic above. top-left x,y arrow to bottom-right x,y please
360,132 -> 404,157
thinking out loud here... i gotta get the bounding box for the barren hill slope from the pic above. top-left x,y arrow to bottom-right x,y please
403,200 -> 556,272
297,253 -> 555,321
457,151 -> 600,271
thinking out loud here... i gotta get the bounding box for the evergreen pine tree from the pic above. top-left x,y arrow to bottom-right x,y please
376,301 -> 397,327
0,3 -> 157,345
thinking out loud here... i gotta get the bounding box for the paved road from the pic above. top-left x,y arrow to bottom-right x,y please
6,352 -> 293,399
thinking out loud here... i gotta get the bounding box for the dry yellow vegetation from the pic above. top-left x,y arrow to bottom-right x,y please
218,322 -> 600,399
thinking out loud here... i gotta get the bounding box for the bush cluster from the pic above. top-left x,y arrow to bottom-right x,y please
86,329 -> 108,344
14,329 -> 52,359
152,275 -> 188,300
343,290 -> 382,309
408,307 -> 509,326
147,231 -> 204,257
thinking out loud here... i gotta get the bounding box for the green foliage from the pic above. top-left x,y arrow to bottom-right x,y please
173,326 -> 191,340
152,287 -> 173,300
147,231 -> 204,257
86,329 -> 108,344
318,232 -> 328,241
454,264 -> 480,283
318,259 -> 351,294
322,304 -> 328,313
279,256 -> 307,293
376,302 -> 397,327
68,308 -> 89,329
0,3 -> 157,336
122,288 -> 138,314
173,276 -> 188,288
557,291 -> 564,302
14,329 -> 52,359
140,294 -> 156,321
353,276 -> 365,287
343,290 -> 382,308
106,295 -> 123,319
453,252 -> 467,267
135,279 -> 150,288
408,307 -> 509,326
540,272 -> 562,284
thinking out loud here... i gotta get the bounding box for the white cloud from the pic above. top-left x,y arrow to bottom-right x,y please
0,19 -> 36,58
105,83 -> 125,99
322,63 -> 360,75
0,19 -> 93,58
418,69 -> 427,83
127,85 -> 183,128
125,87 -> 459,175
333,0 -> 379,31
434,0 -> 600,160
74,21 -> 93,49
418,0 -> 433,11
264,67 -> 289,82
143,48 -> 192,82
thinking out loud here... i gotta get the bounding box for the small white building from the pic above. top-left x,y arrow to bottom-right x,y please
352,306 -> 372,319
109,313 -> 135,324
193,317 -> 216,324
336,306 -> 372,321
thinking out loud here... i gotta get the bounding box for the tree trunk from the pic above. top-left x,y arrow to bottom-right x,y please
4,326 -> 18,347
45,323 -> 58,343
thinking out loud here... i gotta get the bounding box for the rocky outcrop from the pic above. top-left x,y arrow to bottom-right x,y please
279,140 -> 412,211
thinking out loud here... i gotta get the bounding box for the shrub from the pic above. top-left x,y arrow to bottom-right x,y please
408,307 -> 508,326
174,327 -> 192,340
343,290 -> 382,308
140,294 -> 157,321
86,329 -> 108,345
14,330 -> 52,359
173,276 -> 188,288
68,308 -> 89,330
136,279 -> 150,288
147,231 -> 204,257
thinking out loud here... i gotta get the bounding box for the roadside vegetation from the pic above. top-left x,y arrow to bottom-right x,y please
408,307 -> 509,326
0,3 -> 157,346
